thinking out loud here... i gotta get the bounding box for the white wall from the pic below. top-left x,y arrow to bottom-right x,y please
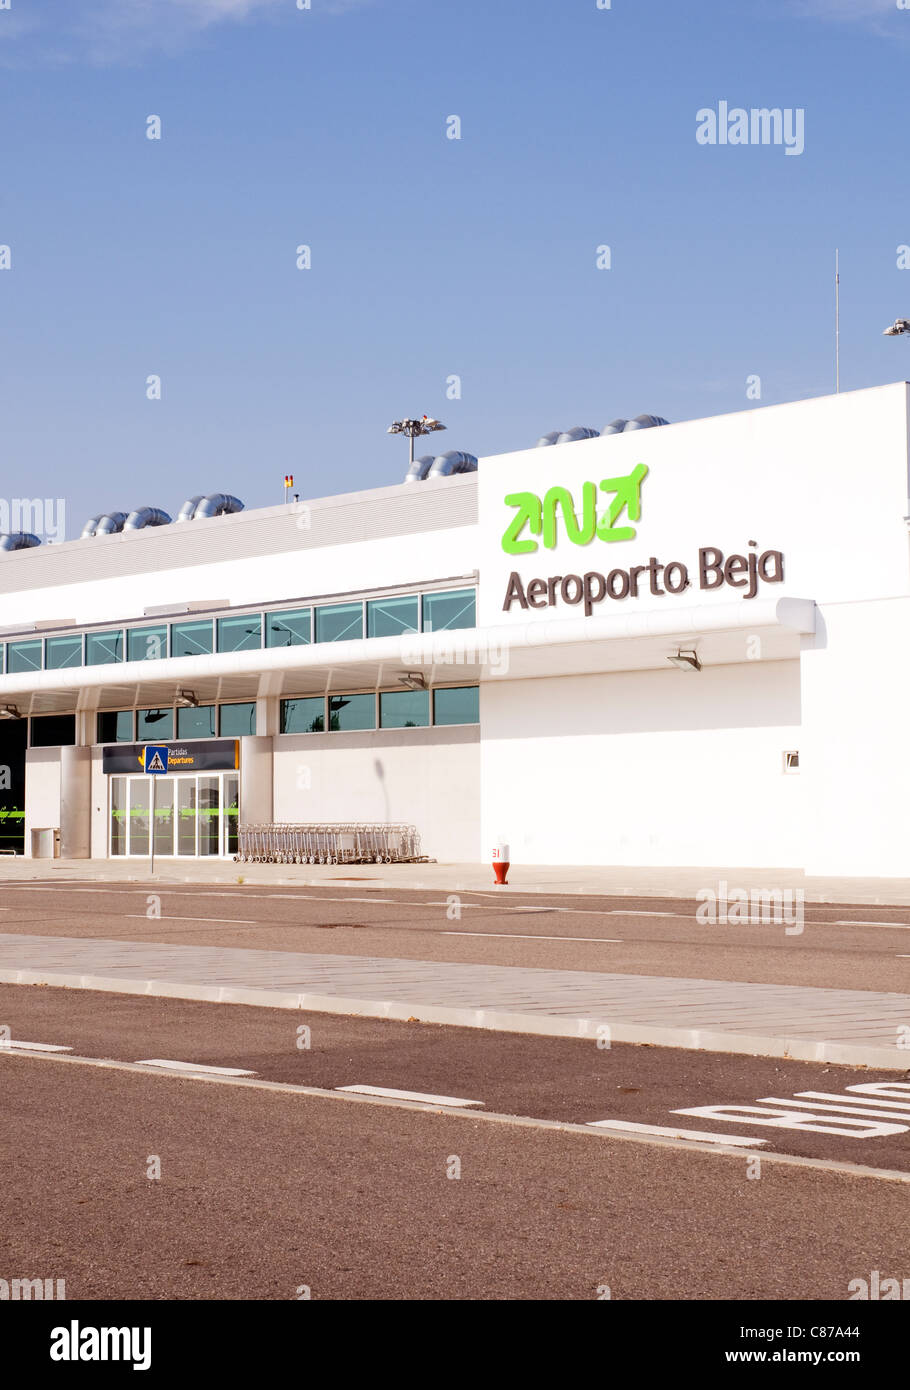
0,525 -> 478,629
480,660 -> 802,867
273,726 -> 481,862
478,383 -> 910,627
801,596 -> 910,876
24,750 -> 61,857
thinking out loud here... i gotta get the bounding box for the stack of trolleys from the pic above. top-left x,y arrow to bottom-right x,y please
235,822 -> 429,865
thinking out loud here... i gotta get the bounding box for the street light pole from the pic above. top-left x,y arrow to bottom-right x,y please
387,415 -> 446,471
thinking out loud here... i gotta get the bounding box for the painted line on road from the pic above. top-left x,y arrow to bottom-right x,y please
134,1059 -> 257,1077
605,910 -> 677,917
4,1047 -> 909,1183
442,931 -> 623,943
0,1040 -> 72,1053
834,921 -> 910,929
587,1119 -> 768,1146
336,1084 -> 483,1107
125,915 -> 258,925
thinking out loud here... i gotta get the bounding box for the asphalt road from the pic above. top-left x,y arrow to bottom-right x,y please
1,880 -> 910,992
3,1049 -> 909,1301
3,984 -> 910,1170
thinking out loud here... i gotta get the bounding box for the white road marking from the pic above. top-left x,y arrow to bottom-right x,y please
605,910 -> 677,917
834,920 -> 910,929
267,894 -> 399,905
760,1095 -> 910,1122
134,1059 -> 257,1076
587,1119 -> 767,1146
336,1084 -> 483,1107
442,931 -> 622,943
125,915 -> 257,924
5,1048 -> 910,1181
0,1040 -> 72,1053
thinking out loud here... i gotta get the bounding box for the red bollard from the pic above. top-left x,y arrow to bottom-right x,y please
492,841 -> 510,885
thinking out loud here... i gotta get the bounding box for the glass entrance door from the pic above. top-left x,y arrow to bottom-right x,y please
110,773 -> 238,858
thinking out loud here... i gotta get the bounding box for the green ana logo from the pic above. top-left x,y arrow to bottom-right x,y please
502,464 -> 648,555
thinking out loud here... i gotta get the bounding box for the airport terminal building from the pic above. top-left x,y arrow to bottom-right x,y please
1,381 -> 909,877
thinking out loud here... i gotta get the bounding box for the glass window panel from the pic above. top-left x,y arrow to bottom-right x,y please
421,588 -> 476,633
29,714 -> 76,748
127,625 -> 167,663
85,630 -> 124,666
198,777 -> 220,857
7,640 -> 42,673
97,710 -> 134,743
367,595 -> 418,639
224,773 -> 239,857
170,620 -> 213,658
280,697 -> 324,734
110,777 -> 126,857
128,779 -> 150,856
137,707 -> 174,740
266,608 -> 311,647
379,689 -> 429,728
219,702 -> 256,737
45,634 -> 83,670
217,614 -> 263,653
433,685 -> 479,726
153,777 -> 175,857
328,692 -> 375,732
177,779 -> 197,856
315,602 -> 363,644
177,705 -> 216,739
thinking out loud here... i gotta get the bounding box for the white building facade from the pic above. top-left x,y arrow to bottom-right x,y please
1,381 -> 908,877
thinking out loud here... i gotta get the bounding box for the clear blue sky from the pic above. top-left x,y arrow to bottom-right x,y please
1,0 -> 908,536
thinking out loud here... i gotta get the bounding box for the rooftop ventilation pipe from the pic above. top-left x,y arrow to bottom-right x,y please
404,454 -> 436,483
535,427 -> 599,446
555,427 -> 600,444
80,512 -> 128,538
620,414 -> 669,432
176,496 -> 203,523
176,494 -> 244,521
124,507 -> 172,531
0,532 -> 41,551
426,450 -> 478,478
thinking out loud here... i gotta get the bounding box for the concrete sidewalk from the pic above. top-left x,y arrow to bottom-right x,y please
2,932 -> 908,1069
5,856 -> 910,905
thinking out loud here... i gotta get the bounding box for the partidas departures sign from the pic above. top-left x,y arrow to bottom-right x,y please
500,465 -> 784,616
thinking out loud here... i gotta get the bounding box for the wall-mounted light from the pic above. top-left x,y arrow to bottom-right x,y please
667,649 -> 701,672
175,688 -> 199,708
0,704 -> 21,719
398,672 -> 427,691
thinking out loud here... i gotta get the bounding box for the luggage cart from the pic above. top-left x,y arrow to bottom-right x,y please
235,822 -> 428,864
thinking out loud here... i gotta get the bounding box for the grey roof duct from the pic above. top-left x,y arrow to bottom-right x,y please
176,495 -> 203,523
81,512 -> 128,538
426,450 -> 478,478
555,426 -> 600,444
0,532 -> 41,551
124,507 -> 172,531
621,414 -> 669,431
536,427 -> 600,446
176,494 -> 244,521
404,454 -> 436,483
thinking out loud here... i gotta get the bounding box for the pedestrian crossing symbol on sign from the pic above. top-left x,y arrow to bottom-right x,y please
143,746 -> 169,774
